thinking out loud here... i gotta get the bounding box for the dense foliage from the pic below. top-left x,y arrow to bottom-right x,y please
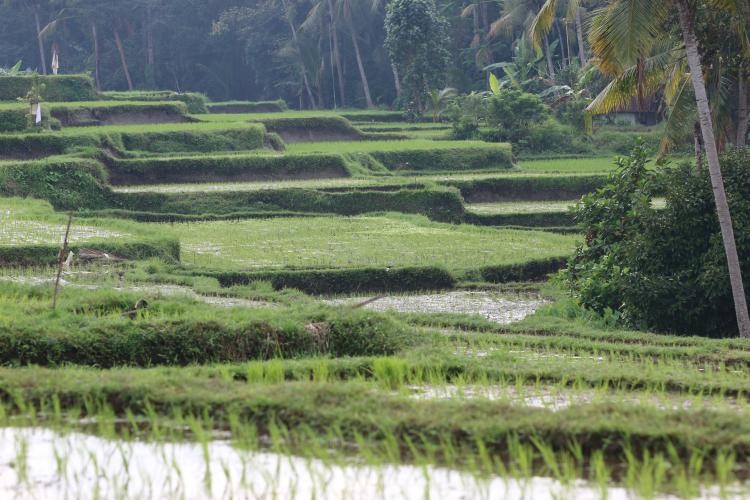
384,0 -> 450,113
562,145 -> 750,337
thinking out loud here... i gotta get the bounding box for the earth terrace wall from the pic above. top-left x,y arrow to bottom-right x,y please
252,116 -> 365,143
106,153 -> 352,185
100,91 -> 208,113
207,100 -> 288,114
196,258 -> 567,294
50,102 -> 190,127
444,174 -> 608,202
371,144 -> 513,172
113,187 -> 466,222
0,238 -> 180,267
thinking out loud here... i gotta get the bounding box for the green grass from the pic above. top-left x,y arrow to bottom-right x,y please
467,201 -> 576,215
287,139 -> 499,154
163,213 -> 578,271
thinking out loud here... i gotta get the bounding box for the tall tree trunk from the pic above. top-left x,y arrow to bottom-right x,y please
280,0 -> 316,109
91,23 -> 101,91
145,5 -> 156,88
34,9 -> 47,75
554,19 -> 567,66
327,0 -> 346,106
694,122 -> 703,173
544,34 -> 556,78
114,28 -> 134,90
738,64 -> 749,148
348,19 -> 374,108
575,7 -> 587,67
677,0 -> 750,338
392,64 -> 402,99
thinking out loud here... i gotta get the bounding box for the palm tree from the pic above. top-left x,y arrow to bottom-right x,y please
529,0 -> 595,67
336,0 -> 375,108
4,0 -> 49,74
589,0 -> 750,337
278,0 -> 317,108
303,0 -> 347,106
487,0 -> 558,78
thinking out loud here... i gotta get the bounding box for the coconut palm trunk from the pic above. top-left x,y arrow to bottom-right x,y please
34,9 -> 47,75
676,0 -> 750,337
91,23 -> 101,91
348,20 -> 374,108
327,0 -> 346,106
738,64 -> 748,148
575,7 -> 587,66
113,28 -> 134,90
543,34 -> 556,78
391,63 -> 402,99
280,0 -> 317,109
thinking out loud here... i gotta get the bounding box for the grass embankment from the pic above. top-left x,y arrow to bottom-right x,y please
0,281 -> 410,367
0,122 -> 267,159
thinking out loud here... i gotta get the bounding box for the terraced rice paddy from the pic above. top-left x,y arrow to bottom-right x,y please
170,215 -> 578,270
0,99 -> 735,498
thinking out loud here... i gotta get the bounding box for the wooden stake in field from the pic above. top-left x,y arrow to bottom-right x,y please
52,211 -> 74,310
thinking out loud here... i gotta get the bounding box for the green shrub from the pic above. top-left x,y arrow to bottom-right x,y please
486,90 -> 550,143
0,74 -> 97,101
561,145 -> 750,337
0,132 -> 99,159
0,108 -> 30,132
555,97 -> 591,132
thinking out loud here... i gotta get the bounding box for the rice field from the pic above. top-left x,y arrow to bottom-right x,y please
168,214 -> 578,270
0,98 -> 738,499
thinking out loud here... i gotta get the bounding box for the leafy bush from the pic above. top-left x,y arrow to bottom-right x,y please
561,145 -> 750,337
486,90 -> 550,143
555,97 -> 591,132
